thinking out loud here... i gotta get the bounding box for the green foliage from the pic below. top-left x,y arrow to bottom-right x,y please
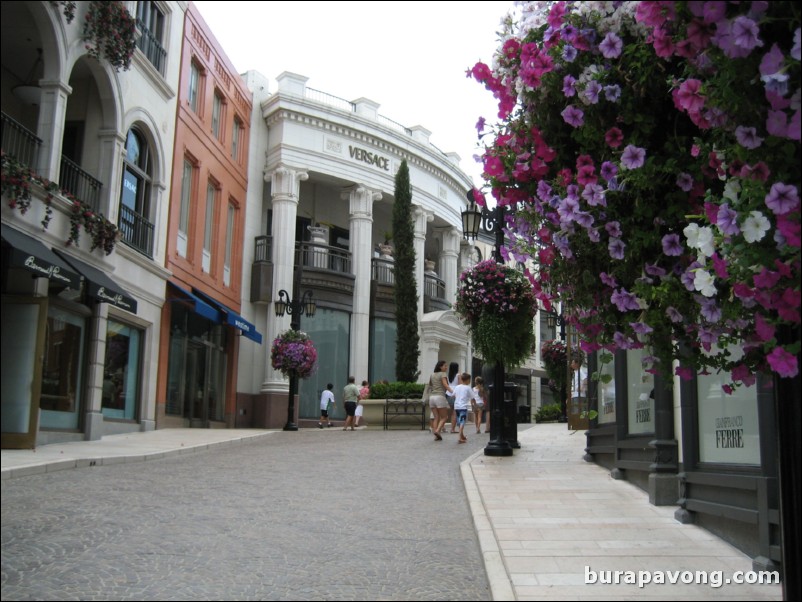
369,381 -> 425,400
392,160 -> 420,381
535,403 -> 563,422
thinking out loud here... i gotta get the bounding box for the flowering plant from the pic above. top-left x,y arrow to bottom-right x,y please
470,1 -> 800,387
2,152 -> 120,254
270,329 -> 318,379
83,1 -> 137,72
541,339 -> 568,393
454,259 -> 537,368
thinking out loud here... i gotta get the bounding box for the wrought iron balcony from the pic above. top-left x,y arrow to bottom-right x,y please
1,111 -> 41,168
136,21 -> 167,75
118,204 -> 154,258
59,156 -> 102,211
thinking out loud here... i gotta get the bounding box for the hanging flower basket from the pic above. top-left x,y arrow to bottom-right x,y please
270,329 -> 317,379
83,1 -> 137,72
455,259 -> 537,368
541,339 -> 568,394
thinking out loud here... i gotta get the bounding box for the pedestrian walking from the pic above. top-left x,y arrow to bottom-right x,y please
343,376 -> 360,431
446,362 -> 459,433
355,380 -> 369,427
568,352 -> 588,420
319,383 -> 335,428
452,373 -> 478,444
472,376 -> 487,434
428,360 -> 453,441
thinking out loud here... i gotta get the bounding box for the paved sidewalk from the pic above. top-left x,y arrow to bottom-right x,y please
2,425 -> 784,600
462,424 -> 782,601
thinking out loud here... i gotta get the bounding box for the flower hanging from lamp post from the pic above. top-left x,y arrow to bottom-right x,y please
273,267 -> 317,431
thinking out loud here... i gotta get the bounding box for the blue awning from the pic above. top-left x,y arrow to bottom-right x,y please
168,282 -> 221,323
192,288 -> 263,344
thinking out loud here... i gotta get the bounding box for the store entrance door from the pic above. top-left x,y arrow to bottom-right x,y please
186,342 -> 209,428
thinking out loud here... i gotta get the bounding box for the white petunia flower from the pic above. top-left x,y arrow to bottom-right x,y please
694,269 -> 717,297
741,210 -> 770,243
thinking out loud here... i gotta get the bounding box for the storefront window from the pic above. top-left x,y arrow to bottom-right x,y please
627,348 -> 654,435
166,303 -> 227,424
697,347 -> 761,465
299,308 -> 350,419
40,307 -> 85,429
597,351 -> 616,424
369,318 -> 396,384
102,320 -> 142,420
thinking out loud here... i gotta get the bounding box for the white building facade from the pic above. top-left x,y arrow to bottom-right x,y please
235,71 -> 478,426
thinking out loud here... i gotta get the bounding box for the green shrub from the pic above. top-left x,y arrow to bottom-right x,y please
535,403 -> 562,423
369,381 -> 425,399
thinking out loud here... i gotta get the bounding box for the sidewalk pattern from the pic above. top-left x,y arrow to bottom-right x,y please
463,424 -> 782,601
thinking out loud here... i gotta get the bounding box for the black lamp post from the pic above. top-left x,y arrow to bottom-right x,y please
274,265 -> 316,431
545,309 -> 569,423
462,190 -> 513,457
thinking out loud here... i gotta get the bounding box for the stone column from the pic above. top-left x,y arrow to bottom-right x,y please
96,129 -> 126,220
36,79 -> 72,182
261,165 -> 308,393
440,226 -> 460,304
84,302 -> 109,441
413,206 -> 433,323
343,184 -> 381,380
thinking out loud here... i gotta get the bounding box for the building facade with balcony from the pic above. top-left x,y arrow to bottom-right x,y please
1,1 -> 185,448
235,71 -> 478,427
155,3 -> 259,429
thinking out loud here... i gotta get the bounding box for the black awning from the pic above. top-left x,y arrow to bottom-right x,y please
54,250 -> 138,313
1,224 -> 81,288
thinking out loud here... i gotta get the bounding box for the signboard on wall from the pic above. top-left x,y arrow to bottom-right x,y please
597,352 -> 616,424
627,349 -> 655,435
697,374 -> 761,465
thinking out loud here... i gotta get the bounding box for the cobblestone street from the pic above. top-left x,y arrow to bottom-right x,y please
1,429 -> 491,601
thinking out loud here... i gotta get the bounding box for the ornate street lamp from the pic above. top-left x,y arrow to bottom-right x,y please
274,266 -> 316,431
462,190 -> 513,457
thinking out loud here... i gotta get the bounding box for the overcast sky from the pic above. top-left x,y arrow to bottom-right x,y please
192,1 -> 515,187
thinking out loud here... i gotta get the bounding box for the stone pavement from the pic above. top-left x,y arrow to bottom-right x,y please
1,425 -> 784,601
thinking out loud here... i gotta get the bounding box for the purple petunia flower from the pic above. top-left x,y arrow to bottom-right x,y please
666,306 -> 683,323
603,84 -> 621,102
562,45 -> 578,62
630,322 -> 653,335
563,74 -> 577,97
605,221 -> 622,238
599,32 -> 623,58
575,211 -> 595,228
792,28 -> 801,61
765,182 -> 800,215
608,237 -> 626,260
732,15 -> 763,51
676,172 -> 694,192
584,81 -> 602,104
620,145 -> 646,169
600,272 -> 617,288
611,288 -> 641,312
661,233 -> 683,256
561,105 -> 584,127
735,126 -> 763,149
645,263 -> 667,277
700,297 -> 722,323
582,183 -> 606,206
600,161 -> 618,182
716,204 -> 741,236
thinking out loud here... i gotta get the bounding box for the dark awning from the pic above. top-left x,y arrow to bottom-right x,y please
168,282 -> 222,323
1,224 -> 81,288
193,288 -> 263,344
54,250 -> 138,313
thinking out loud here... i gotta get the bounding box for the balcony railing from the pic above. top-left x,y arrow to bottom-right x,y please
372,257 -> 395,285
296,240 -> 351,274
136,21 -> 167,75
118,204 -> 154,258
254,235 -> 272,262
1,111 -> 41,168
424,274 -> 446,301
59,156 -> 102,211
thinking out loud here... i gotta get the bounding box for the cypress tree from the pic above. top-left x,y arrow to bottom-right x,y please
392,160 -> 420,381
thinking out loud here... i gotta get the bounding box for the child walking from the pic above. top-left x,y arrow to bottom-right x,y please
318,383 -> 335,428
452,373 -> 478,444
472,376 -> 487,434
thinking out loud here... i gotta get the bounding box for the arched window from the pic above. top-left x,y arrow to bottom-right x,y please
119,128 -> 155,257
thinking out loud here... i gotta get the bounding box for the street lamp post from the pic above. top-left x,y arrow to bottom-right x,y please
545,310 -> 569,423
274,262 -> 316,431
462,191 -> 513,457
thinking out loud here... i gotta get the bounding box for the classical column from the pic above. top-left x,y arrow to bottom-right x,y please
261,165 -> 308,393
413,206 -> 433,323
36,79 -> 72,182
84,302 -> 109,441
343,184 -> 381,380
440,226 -> 460,304
97,129 -> 126,221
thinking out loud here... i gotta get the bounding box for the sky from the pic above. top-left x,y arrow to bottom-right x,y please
192,1 -> 515,188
